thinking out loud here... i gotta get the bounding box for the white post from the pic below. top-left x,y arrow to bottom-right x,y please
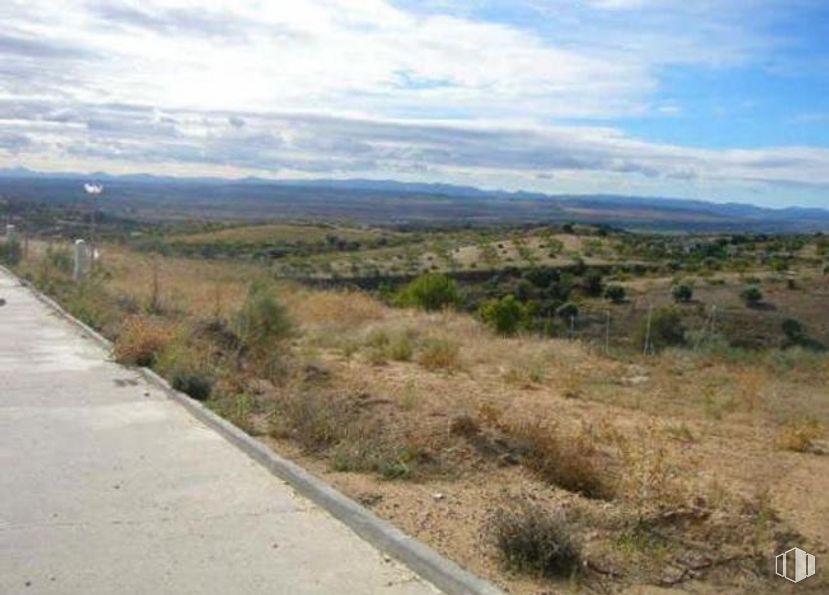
73,239 -> 90,282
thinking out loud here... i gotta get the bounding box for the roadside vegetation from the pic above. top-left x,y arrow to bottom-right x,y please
5,220 -> 829,594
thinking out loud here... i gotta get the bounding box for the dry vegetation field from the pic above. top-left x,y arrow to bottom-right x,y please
10,238 -> 829,594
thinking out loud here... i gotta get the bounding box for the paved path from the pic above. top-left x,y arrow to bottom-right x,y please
0,270 -> 438,595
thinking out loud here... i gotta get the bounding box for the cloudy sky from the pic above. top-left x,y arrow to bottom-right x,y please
1,0 -> 828,207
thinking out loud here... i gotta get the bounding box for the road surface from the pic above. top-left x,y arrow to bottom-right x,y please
0,269 -> 438,595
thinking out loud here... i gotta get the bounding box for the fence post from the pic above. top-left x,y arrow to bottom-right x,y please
605,309 -> 611,354
73,239 -> 90,282
643,304 -> 653,355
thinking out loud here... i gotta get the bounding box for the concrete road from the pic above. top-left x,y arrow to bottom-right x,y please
0,270 -> 438,595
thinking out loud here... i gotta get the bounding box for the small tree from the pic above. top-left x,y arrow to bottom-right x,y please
555,302 -> 579,320
394,273 -> 460,311
740,286 -> 763,307
782,318 -> 805,342
604,285 -> 626,304
234,281 -> 294,357
636,306 -> 686,352
672,283 -> 693,303
480,295 -> 528,336
582,269 -> 604,297
0,237 -> 22,266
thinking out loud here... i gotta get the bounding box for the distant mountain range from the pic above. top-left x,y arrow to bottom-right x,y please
1,167 -> 827,232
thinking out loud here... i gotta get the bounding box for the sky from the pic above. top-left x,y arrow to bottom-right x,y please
0,0 -> 828,208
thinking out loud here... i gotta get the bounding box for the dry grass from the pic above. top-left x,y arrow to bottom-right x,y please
16,240 -> 829,594
289,289 -> 387,330
775,417 -> 824,452
507,421 -> 613,499
113,316 -> 174,366
418,337 -> 462,371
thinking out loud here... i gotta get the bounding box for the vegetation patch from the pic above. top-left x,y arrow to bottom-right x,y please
487,504 -> 581,579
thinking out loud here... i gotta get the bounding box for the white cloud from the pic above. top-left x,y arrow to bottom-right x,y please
0,0 -> 826,207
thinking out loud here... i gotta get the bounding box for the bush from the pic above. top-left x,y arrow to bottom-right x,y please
604,284 -> 626,304
394,273 -> 460,311
555,302 -> 579,320
582,269 -> 604,297
46,246 -> 74,275
781,318 -> 804,342
234,281 -> 293,356
480,295 -> 529,336
740,286 -> 763,306
672,283 -> 693,303
171,370 -> 214,401
113,316 -> 172,367
0,237 -> 22,266
488,504 -> 580,579
637,306 -> 686,352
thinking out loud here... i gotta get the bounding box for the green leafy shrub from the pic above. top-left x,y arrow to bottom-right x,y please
555,302 -> 579,320
582,269 -> 604,297
636,306 -> 686,352
234,280 -> 293,356
672,283 -> 693,303
740,286 -> 763,306
171,370 -> 214,401
480,295 -> 529,335
0,237 -> 22,266
604,284 -> 626,304
394,273 -> 460,311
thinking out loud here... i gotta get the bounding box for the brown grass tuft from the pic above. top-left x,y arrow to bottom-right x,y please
418,338 -> 461,371
775,417 -> 824,452
291,290 -> 386,329
509,421 -> 612,499
113,316 -> 173,367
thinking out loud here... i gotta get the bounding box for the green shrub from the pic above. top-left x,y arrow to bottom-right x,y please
672,283 -> 693,303
171,370 -> 214,401
740,286 -> 763,306
555,302 -> 579,320
38,245 -> 73,275
234,281 -> 293,356
480,295 -> 529,336
394,273 -> 460,311
604,284 -> 626,304
782,318 -> 804,342
488,504 -> 580,579
637,306 -> 686,352
0,237 -> 22,266
582,269 -> 604,297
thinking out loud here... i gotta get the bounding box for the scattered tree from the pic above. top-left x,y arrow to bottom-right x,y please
604,284 -> 626,304
672,283 -> 693,303
740,286 -> 763,307
394,273 -> 460,311
480,295 -> 529,336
